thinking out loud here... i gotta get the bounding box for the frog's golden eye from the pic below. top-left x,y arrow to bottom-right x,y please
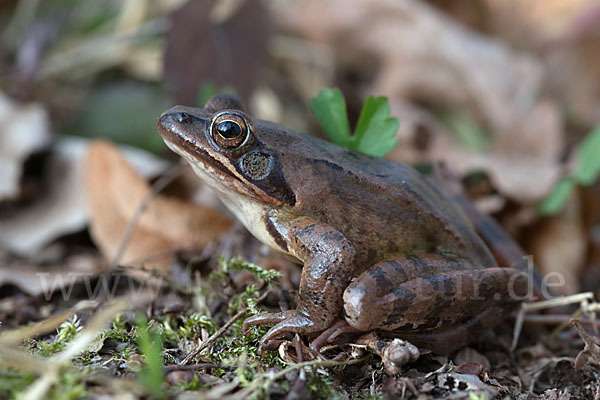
210,112 -> 250,149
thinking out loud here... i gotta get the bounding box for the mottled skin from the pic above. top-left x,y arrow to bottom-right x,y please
157,94 -> 530,354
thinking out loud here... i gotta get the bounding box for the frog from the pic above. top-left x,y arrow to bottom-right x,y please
157,94 -> 534,355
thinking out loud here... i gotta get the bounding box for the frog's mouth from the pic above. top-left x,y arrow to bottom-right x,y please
158,110 -> 285,206
158,111 -> 239,182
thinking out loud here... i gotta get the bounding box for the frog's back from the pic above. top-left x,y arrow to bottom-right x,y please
267,125 -> 497,270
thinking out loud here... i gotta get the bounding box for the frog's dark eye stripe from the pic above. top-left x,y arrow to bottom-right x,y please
210,112 -> 251,149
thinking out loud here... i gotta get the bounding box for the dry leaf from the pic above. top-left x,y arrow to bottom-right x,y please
84,140 -> 232,269
0,137 -> 169,256
544,2 -> 600,127
0,91 -> 51,201
453,347 -> 491,371
164,0 -> 271,104
524,192 -> 586,295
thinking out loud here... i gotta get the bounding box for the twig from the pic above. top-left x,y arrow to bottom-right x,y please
268,357 -> 367,382
180,307 -> 247,365
285,334 -> 308,400
519,314 -> 600,328
163,363 -> 232,372
231,356 -> 369,400
511,292 -> 596,351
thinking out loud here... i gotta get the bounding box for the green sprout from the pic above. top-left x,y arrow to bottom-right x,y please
310,88 -> 399,157
136,316 -> 166,399
539,124 -> 600,215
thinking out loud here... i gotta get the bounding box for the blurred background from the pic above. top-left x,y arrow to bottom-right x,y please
1,0 -> 600,299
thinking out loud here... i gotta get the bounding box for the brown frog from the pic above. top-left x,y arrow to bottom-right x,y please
157,94 -> 535,355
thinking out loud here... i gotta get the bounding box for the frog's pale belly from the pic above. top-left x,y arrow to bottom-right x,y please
218,194 -> 284,254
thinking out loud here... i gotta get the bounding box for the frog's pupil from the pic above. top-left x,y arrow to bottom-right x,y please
217,120 -> 241,138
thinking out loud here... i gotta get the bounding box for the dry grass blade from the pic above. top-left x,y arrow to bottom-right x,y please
0,300 -> 98,346
0,300 -> 130,400
512,292 -> 597,351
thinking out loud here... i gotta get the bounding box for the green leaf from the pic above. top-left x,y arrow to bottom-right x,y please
310,88 -> 399,157
353,96 -> 399,157
538,178 -> 575,216
537,124 -> 600,215
309,88 -> 352,147
65,82 -> 170,153
136,316 -> 166,399
573,124 -> 600,185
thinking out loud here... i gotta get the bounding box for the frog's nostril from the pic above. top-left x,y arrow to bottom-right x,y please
176,112 -> 190,123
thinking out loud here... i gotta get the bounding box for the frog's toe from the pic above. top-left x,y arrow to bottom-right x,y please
243,310 -> 318,356
242,310 -> 297,335
310,320 -> 360,353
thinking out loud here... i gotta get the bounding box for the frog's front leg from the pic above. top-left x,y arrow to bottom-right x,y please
343,254 -> 528,353
242,217 -> 356,352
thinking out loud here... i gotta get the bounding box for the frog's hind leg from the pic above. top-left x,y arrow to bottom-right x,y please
388,305 -> 511,354
342,254 -> 528,353
430,164 -> 546,295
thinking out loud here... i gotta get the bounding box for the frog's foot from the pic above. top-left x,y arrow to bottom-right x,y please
370,338 -> 420,375
243,310 -> 316,356
310,320 -> 361,354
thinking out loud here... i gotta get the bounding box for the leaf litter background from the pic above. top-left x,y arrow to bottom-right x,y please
1,0 -> 600,398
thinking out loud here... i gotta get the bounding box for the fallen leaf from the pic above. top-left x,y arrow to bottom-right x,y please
436,372 -> 498,398
84,140 -> 232,269
0,137 -> 169,256
524,192 -> 586,295
539,388 -> 574,400
0,91 -> 51,201
479,0 -> 600,126
164,0 -> 271,105
453,363 -> 483,376
453,347 -> 491,371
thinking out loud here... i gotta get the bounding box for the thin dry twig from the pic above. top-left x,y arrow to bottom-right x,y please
163,363 -> 232,372
511,292 -> 596,351
180,307 -> 247,365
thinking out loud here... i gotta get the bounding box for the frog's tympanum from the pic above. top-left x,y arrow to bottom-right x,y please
157,94 -> 532,355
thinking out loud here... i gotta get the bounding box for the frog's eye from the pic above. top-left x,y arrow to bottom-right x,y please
210,112 -> 251,149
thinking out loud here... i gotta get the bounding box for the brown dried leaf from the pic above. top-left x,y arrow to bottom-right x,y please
84,140 -> 231,269
386,100 -> 563,202
0,137 -> 170,256
453,363 -> 483,376
524,193 -> 586,295
164,0 -> 271,105
453,347 -> 491,371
